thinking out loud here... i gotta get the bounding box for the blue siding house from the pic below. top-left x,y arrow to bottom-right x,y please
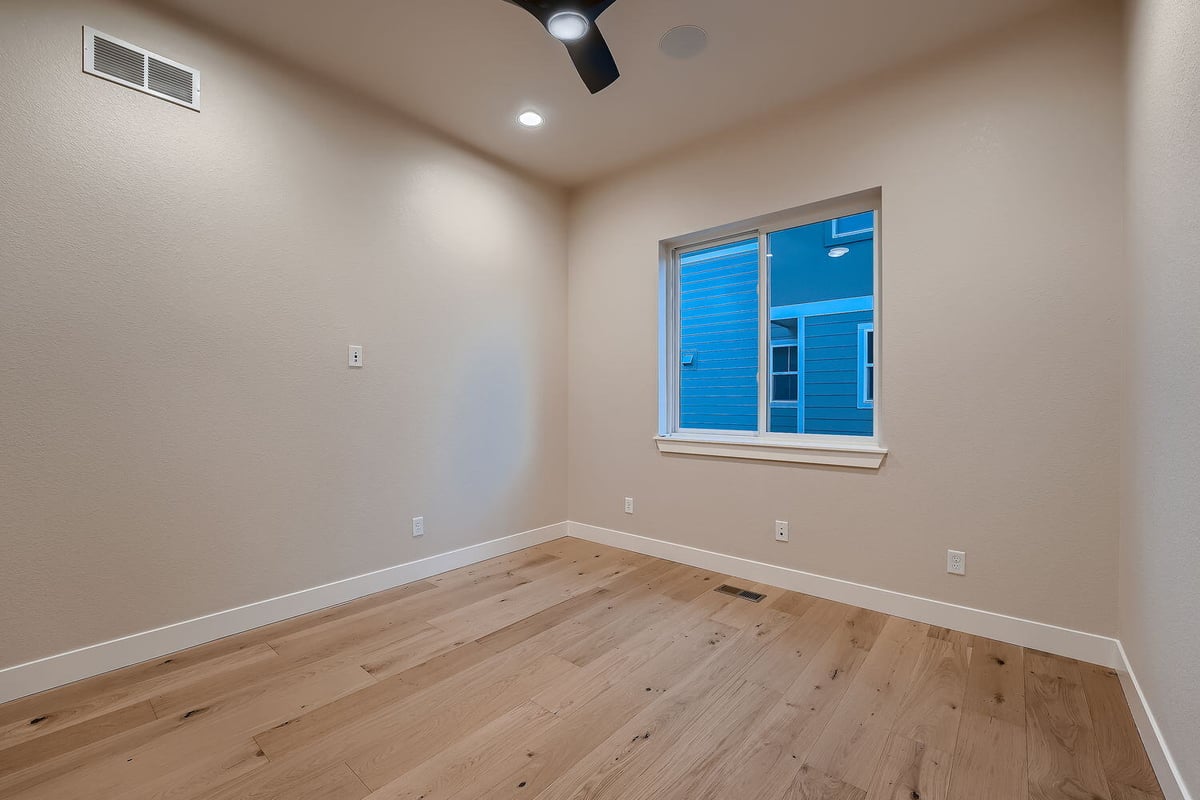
678,240 -> 759,431
680,213 -> 874,437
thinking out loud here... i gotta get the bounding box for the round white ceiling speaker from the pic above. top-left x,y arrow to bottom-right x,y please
547,11 -> 590,42
659,25 -> 709,60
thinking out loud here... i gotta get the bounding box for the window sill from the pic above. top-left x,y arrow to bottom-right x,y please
654,434 -> 887,469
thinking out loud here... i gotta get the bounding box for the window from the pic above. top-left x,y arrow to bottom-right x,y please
858,323 -> 874,409
830,211 -> 875,240
771,344 -> 799,404
658,192 -> 885,468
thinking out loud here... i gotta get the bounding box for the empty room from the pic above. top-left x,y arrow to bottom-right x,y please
1,0 -> 1197,798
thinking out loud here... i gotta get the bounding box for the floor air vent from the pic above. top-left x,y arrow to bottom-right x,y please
714,584 -> 766,603
83,27 -> 200,110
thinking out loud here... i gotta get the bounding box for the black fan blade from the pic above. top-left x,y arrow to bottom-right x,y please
564,24 -> 619,94
579,0 -> 619,16
501,0 -> 549,23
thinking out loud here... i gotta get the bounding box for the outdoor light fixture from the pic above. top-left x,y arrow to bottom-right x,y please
828,246 -> 850,258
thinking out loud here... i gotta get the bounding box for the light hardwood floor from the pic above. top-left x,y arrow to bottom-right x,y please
0,537 -> 1164,800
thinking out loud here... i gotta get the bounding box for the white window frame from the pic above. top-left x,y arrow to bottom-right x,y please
656,189 -> 886,469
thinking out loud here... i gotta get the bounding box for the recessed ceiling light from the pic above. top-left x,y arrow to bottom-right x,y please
547,11 -> 589,42
517,110 -> 544,128
828,246 -> 850,258
659,25 -> 708,60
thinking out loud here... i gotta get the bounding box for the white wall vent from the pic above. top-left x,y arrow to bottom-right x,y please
83,27 -> 200,110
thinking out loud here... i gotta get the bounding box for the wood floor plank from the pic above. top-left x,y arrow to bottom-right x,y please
531,612 -> 795,800
788,764 -> 868,800
963,638 -> 1025,726
473,682 -> 657,800
475,587 -> 611,653
1077,664 -> 1164,800
768,588 -> 819,618
554,588 -> 684,667
0,700 -> 156,779
863,733 -> 951,800
0,643 -> 277,751
739,598 -> 851,693
1025,651 -> 1111,800
890,636 -> 970,754
689,604 -> 870,800
531,615 -> 737,716
426,552 -> 638,642
0,539 -> 1165,800
196,761 -> 370,800
9,659 -> 375,800
805,617 -> 930,789
359,701 -> 555,800
357,625 -> 474,681
946,711 -> 1027,800
944,635 -> 1029,800
611,678 -> 782,800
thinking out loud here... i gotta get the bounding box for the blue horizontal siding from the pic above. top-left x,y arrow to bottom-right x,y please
769,405 -> 798,434
803,310 -> 872,437
679,240 -> 759,432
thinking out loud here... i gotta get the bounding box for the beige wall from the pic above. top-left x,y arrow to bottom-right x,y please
567,1 -> 1125,636
0,0 -> 567,668
1122,0 -> 1200,791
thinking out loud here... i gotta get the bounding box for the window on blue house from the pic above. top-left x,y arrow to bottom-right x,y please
771,344 -> 799,403
668,197 -> 878,443
858,323 -> 875,409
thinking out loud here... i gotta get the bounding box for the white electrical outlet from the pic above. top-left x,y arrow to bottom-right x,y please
412,516 -> 424,537
348,345 -> 363,367
624,497 -> 634,514
947,549 -> 966,575
775,520 -> 789,542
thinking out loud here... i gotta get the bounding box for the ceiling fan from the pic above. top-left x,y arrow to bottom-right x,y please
503,0 -> 621,94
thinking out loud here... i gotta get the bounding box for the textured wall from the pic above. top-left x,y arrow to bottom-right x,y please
0,0 -> 567,667
1122,0 -> 1200,791
567,1 -> 1125,635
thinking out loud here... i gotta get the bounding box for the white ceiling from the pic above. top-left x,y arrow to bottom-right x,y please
152,0 -> 1062,186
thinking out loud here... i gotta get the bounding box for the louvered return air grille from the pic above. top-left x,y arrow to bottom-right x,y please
714,584 -> 767,603
83,27 -> 200,110
147,58 -> 194,104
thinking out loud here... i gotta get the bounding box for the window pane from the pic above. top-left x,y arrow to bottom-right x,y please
833,211 -> 875,237
678,238 -> 759,432
773,374 -> 798,402
772,344 -> 797,373
768,213 -> 874,437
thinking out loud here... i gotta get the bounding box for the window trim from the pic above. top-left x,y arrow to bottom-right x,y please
657,189 -> 885,469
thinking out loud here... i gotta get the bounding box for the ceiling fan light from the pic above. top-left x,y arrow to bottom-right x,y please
517,110 -> 545,127
547,11 -> 589,41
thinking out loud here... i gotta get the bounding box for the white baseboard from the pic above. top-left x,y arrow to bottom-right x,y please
0,521 -> 567,705
567,521 -> 1121,668
1114,641 -> 1194,800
